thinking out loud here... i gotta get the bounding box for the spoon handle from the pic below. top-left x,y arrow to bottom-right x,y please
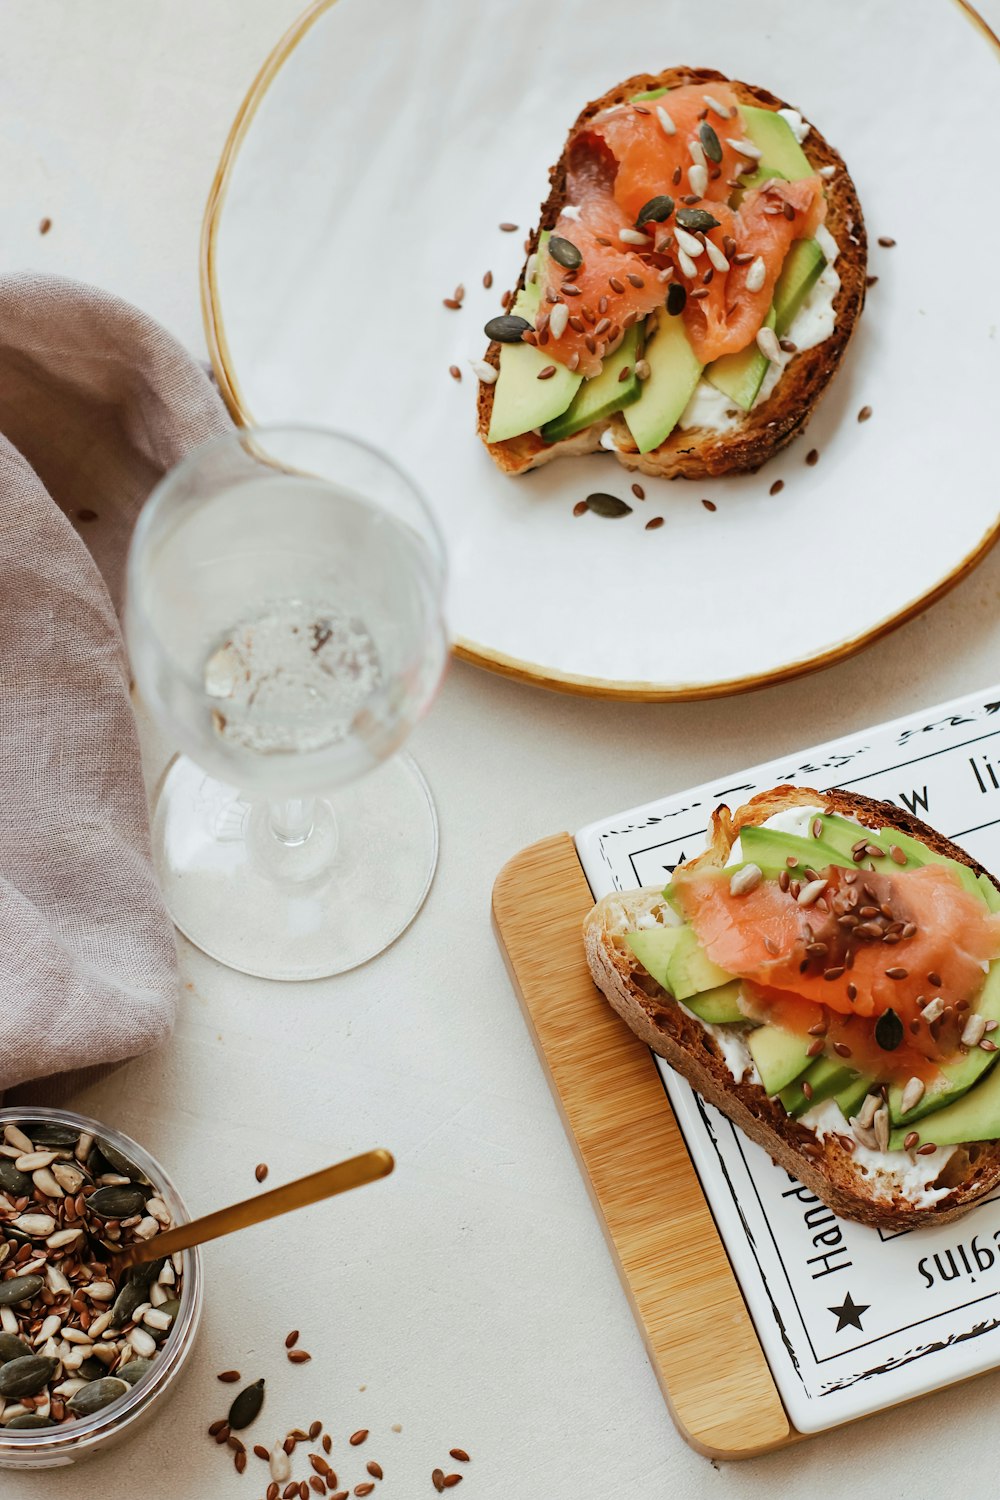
119,1149 -> 394,1269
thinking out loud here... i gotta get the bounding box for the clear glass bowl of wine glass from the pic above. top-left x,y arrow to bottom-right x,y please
126,426 -> 447,980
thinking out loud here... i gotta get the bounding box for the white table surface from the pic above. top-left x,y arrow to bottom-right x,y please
4,2 -> 1000,1494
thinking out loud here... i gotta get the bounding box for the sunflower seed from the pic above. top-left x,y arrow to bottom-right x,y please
756,325 -> 781,362
677,249 -> 698,279
703,238 -> 730,273
922,997 -> 945,1024
729,863 -> 763,896
618,228 -> 649,246
797,879 -> 827,908
727,137 -> 762,160
548,303 -> 569,340
702,94 -> 733,120
14,1153 -> 57,1173
656,106 -> 676,136
900,1077 -> 926,1114
873,1106 -> 891,1152
3,1127 -> 34,1154
688,164 -> 708,197
744,256 -> 766,294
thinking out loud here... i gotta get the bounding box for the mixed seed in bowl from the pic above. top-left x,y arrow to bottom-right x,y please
0,1119 -> 183,1429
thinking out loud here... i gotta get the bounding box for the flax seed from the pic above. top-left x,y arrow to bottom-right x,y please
268,1486 -> 280,1500
499,222 -> 518,232
218,1370 -> 241,1382
367,1462 -> 383,1479
701,498 -> 716,512
833,1042 -> 852,1058
354,1487 -> 375,1497
857,405 -> 873,422
917,1143 -> 937,1155
255,1445 -> 271,1460
288,1349 -> 312,1364
878,236 -> 896,247
645,517 -> 664,531
442,298 -> 461,310
311,1455 -> 330,1476
443,1481 -> 463,1491
285,1330 -> 300,1349
433,1474 -> 446,1495
350,1429 -> 368,1446
448,365 -> 462,381
631,483 -> 645,500
310,1480 -> 326,1496
769,479 -> 784,496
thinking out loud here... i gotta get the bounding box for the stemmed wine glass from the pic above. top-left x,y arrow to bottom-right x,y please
126,426 -> 447,980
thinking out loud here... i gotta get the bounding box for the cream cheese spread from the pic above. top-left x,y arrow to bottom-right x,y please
777,108 -> 810,144
799,1098 -> 956,1208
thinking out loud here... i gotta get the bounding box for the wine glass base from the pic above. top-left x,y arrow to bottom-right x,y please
151,753 -> 439,980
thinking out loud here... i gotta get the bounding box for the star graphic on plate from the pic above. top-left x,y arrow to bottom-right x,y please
828,1291 -> 870,1333
663,851 -> 688,874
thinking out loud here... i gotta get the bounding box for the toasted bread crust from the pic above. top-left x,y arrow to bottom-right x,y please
478,66 -> 866,478
584,787 -> 1000,1230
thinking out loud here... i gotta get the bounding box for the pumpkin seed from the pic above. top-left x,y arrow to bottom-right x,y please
228,1377 -> 266,1430
584,493 -> 632,519
875,1008 -> 904,1051
0,1355 -> 58,1397
6,1414 -> 54,1429
698,120 -> 723,163
24,1123 -> 80,1148
548,235 -> 582,271
0,1276 -> 43,1307
666,282 -> 687,316
483,314 -> 531,343
635,195 -> 674,228
0,1161 -> 31,1196
87,1186 -> 146,1219
78,1356 -> 108,1382
0,1334 -> 32,1364
67,1377 -> 130,1416
675,207 -> 721,233
98,1139 -> 151,1186
117,1357 -> 154,1388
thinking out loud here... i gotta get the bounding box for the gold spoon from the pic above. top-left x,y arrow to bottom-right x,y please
114,1148 -> 394,1272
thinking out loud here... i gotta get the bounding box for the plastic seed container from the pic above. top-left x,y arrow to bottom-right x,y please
0,1106 -> 202,1470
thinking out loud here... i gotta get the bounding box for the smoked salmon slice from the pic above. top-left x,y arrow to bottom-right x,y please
535,83 -> 825,376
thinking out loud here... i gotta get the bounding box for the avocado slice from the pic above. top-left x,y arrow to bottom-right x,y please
835,1074 -> 875,1121
773,239 -> 826,335
705,309 -> 775,412
487,240 -> 582,443
739,105 -> 814,181
889,1046 -> 1000,1149
684,980 -> 745,1025
705,239 -> 826,411
623,313 -> 702,454
780,1057 -> 857,1118
888,964 -> 1000,1126
738,824 -> 852,877
979,872 -> 1000,912
631,86 -> 669,102
872,827 -> 980,900
748,1024 -> 812,1095
541,322 -> 643,443
623,925 -> 734,1001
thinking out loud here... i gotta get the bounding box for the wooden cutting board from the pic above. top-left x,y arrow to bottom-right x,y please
491,832 -> 798,1459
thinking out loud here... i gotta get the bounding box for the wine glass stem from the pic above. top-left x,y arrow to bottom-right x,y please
268,796 -> 316,847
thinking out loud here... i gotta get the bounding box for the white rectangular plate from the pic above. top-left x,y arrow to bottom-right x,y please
576,685 -> 1000,1432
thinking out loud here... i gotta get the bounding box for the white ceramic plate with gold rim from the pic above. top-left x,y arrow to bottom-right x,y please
202,0 -> 1000,701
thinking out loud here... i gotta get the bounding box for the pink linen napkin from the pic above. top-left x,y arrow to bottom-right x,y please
0,272 -> 231,1099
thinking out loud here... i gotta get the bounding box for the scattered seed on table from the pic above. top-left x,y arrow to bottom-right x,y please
39,217 -> 52,235
209,1419 -> 227,1436
285,1330 -> 299,1349
442,298 -> 461,310
235,1451 -> 247,1475
330,1493 -> 349,1500
229,1377 -> 265,1429
215,1423 -> 231,1445
228,1435 -> 247,1453
482,270 -> 493,288
310,1480 -> 326,1496
432,1473 -> 446,1495
283,1486 -> 298,1500
631,482 -> 645,500
877,236 -> 896,247
500,289 -> 511,309
218,1370 -> 241,1383
701,498 -> 716,512
350,1429 -> 369,1446
309,1420 -> 322,1441
288,1349 -> 312,1364
769,479 -> 784,496
499,222 -> 518,232
448,365 -> 462,381
857,405 -> 873,422
284,1436 -> 297,1454
572,500 -> 588,517
449,1449 -> 471,1462
268,1486 -> 280,1500
453,284 -> 465,303
323,1433 -> 333,1454
255,1163 -> 269,1183
367,1461 -> 383,1479
355,1487 -> 375,1497
645,516 -> 664,531
255,1444 -> 271,1460
866,274 -> 879,287
806,448 -> 819,466
443,1479 -> 463,1490
310,1455 -> 329,1476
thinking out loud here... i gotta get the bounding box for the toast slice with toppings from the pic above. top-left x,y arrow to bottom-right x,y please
584,787 -> 1000,1230
477,66 -> 866,479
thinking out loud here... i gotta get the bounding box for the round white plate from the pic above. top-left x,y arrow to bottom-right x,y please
203,0 -> 1000,699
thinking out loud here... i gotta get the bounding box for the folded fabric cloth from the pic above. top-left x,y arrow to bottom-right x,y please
0,273 -> 231,1099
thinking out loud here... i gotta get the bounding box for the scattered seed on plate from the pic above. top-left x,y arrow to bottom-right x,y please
584,492 -> 632,518
39,217 -> 52,235
877,236 -> 896,247
769,479 -> 784,496
498,222 -> 518,232
255,1163 -> 269,1182
448,365 -> 461,381
806,448 -> 819,466
631,483 -> 645,500
442,298 -> 461,310
645,516 -> 664,531
572,500 -> 588,517
857,405 -> 873,422
500,289 -> 511,309
866,274 -> 879,287
482,269 -> 493,288
702,498 -> 716,512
